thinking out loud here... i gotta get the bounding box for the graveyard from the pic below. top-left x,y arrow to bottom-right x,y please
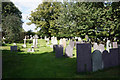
1,1 -> 120,79
1,37 -> 120,78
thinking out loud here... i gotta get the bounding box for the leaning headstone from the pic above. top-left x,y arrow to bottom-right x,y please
69,41 -> 74,48
102,50 -> 111,69
93,43 -> 99,51
106,40 -> 111,52
65,45 -> 73,58
55,45 -> 63,58
109,48 -> 119,67
92,50 -> 102,72
98,44 -> 105,53
113,42 -> 118,48
11,46 -> 17,51
77,43 -> 92,72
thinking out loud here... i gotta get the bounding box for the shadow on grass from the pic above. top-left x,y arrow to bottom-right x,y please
2,50 -> 120,78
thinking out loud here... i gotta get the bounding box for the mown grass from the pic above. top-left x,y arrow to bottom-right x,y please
1,39 -> 120,78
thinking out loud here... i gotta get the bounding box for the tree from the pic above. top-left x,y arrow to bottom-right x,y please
28,2 -> 62,37
2,2 -> 23,42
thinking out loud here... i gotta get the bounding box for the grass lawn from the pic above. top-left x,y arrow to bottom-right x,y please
1,39 -> 120,78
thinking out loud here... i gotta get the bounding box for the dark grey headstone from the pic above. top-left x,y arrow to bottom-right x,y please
55,45 -> 63,58
53,45 -> 57,52
69,41 -> 74,48
102,50 -> 111,69
92,50 -> 102,72
65,45 -> 73,58
10,46 -> 17,51
109,48 -> 119,67
118,45 -> 120,65
77,43 -> 92,72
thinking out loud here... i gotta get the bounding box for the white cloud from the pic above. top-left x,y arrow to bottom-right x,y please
11,0 -> 43,32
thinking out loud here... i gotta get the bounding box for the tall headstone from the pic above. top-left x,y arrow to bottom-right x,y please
65,45 -> 73,58
98,44 -> 105,53
118,45 -> 120,65
55,45 -> 63,58
106,40 -> 111,52
109,48 -> 119,67
102,50 -> 111,69
77,43 -> 92,72
113,42 -> 118,48
92,50 -> 102,72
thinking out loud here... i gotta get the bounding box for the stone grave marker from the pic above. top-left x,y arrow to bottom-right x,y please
65,45 -> 73,58
102,50 -> 111,69
55,45 -> 63,58
99,44 -> 105,53
69,41 -> 74,48
62,38 -> 66,48
59,39 -> 63,45
118,45 -> 120,65
22,36 -> 27,48
77,43 -> 92,72
113,42 -> 118,48
106,40 -> 111,52
93,43 -> 99,51
11,46 -> 17,51
53,45 -> 57,52
109,48 -> 119,67
92,50 -> 102,72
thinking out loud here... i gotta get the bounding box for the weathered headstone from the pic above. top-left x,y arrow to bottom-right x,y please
113,42 -> 118,48
65,45 -> 73,58
11,46 -> 17,51
62,38 -> 66,48
93,43 -> 99,51
102,50 -> 111,69
92,50 -> 102,72
109,48 -> 119,67
77,43 -> 92,72
106,40 -> 111,52
99,44 -> 105,53
69,41 -> 74,48
118,45 -> 120,65
53,45 -> 57,52
55,45 -> 63,58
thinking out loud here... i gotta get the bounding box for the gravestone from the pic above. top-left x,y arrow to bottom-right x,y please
59,39 -> 63,45
118,45 -> 120,65
92,50 -> 102,72
53,37 -> 57,45
62,38 -> 66,48
22,36 -> 27,48
55,45 -> 63,58
99,44 -> 105,53
69,41 -> 74,48
65,45 -> 73,58
77,43 -> 92,72
53,45 -> 57,52
113,42 -> 118,48
11,46 -> 17,51
93,43 -> 99,51
109,48 -> 119,67
106,40 -> 111,52
102,50 -> 111,69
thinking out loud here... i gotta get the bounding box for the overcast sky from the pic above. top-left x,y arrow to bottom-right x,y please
11,0 -> 43,32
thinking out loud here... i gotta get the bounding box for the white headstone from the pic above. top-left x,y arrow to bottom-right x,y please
98,44 -> 105,53
93,43 -> 99,50
106,40 -> 111,52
